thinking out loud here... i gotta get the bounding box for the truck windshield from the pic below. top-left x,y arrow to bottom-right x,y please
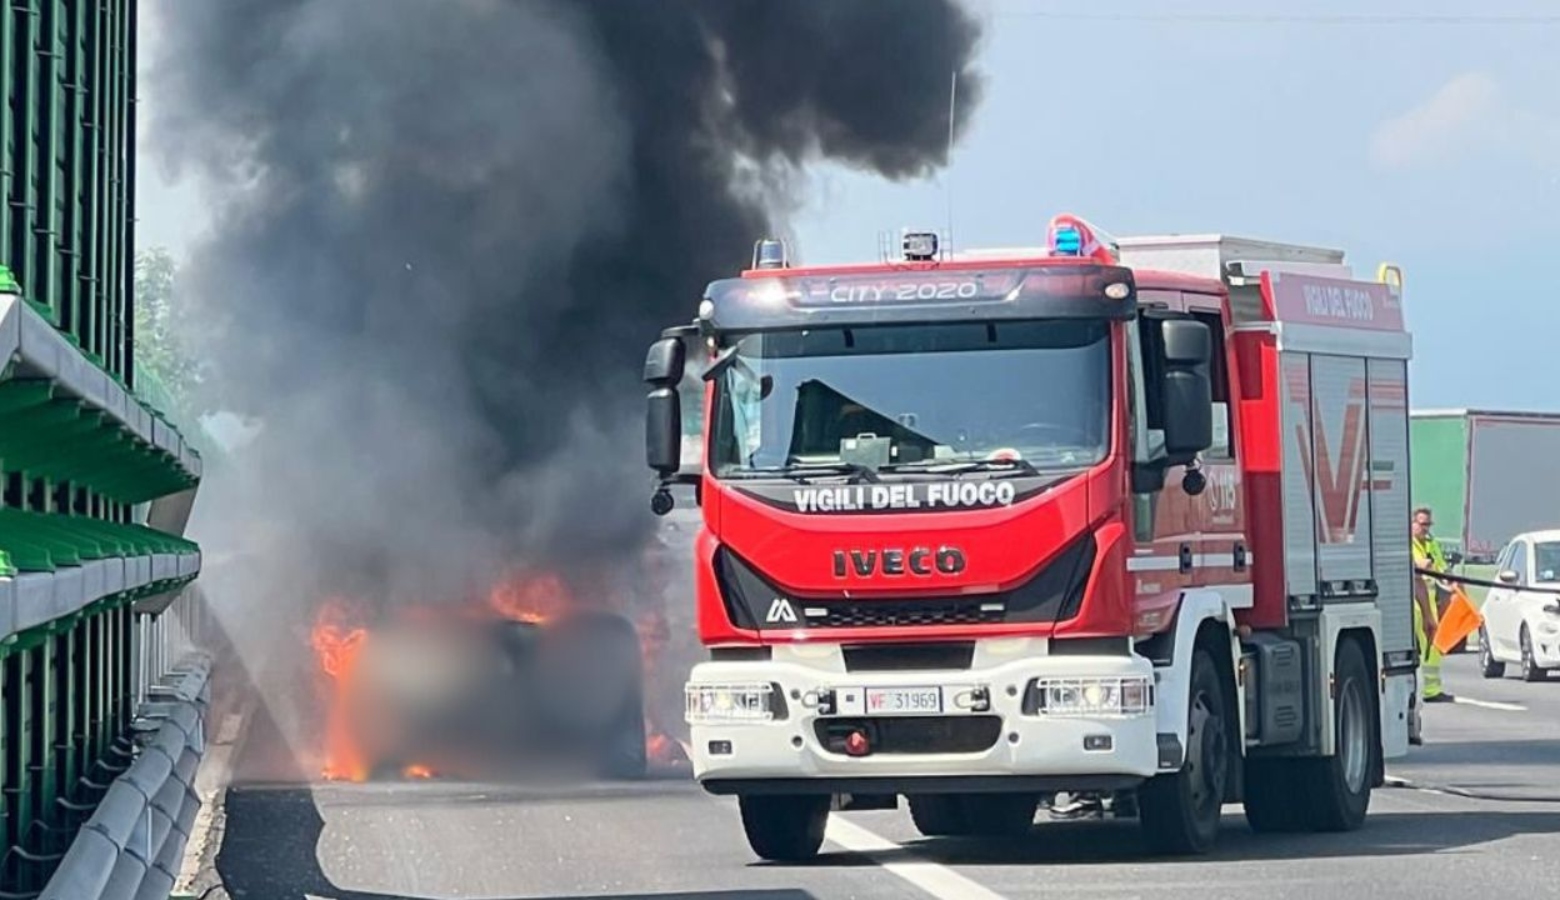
709,319 -> 1110,478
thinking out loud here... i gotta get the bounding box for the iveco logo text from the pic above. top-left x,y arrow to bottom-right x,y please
831,547 -> 967,578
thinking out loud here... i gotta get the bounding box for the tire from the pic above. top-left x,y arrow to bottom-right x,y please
1520,626 -> 1547,682
595,693 -> 648,780
960,794 -> 1038,837
368,758 -> 404,782
1479,625 -> 1506,679
533,613 -> 645,739
1138,646 -> 1231,854
1302,636 -> 1375,832
908,795 -> 971,837
739,794 -> 830,862
1241,758 -> 1309,833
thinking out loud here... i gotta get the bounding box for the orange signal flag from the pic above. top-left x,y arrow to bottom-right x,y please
1432,586 -> 1483,655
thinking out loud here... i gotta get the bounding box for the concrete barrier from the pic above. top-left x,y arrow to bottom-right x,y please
38,653 -> 212,900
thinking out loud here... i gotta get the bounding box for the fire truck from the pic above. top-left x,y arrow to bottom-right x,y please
641,216 -> 1416,861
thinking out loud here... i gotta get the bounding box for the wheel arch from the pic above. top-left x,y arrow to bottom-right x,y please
1334,625 -> 1383,786
1149,589 -> 1244,774
1317,607 -> 1384,766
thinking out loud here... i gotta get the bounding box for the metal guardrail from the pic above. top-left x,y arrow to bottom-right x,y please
34,652 -> 211,900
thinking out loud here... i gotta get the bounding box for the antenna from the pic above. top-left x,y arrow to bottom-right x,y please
945,70 -> 958,259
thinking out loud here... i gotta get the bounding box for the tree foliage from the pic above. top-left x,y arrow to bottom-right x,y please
134,247 -> 207,428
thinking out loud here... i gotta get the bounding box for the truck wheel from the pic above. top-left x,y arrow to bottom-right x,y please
908,795 -> 971,837
738,794 -> 830,862
1479,626 -> 1505,678
961,794 -> 1038,836
1242,758 -> 1307,833
594,698 -> 648,781
1138,646 -> 1230,855
1303,636 -> 1375,832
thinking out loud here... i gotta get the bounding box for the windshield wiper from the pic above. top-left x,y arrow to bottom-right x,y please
726,462 -> 881,483
880,457 -> 1041,477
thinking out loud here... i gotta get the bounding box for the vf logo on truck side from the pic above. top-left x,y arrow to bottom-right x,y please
831,546 -> 967,578
1291,375 -> 1398,544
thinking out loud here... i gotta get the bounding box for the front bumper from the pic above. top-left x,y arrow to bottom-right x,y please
684,639 -> 1160,795
1530,620 -> 1560,668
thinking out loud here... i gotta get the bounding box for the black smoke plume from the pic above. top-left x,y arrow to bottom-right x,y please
148,0 -> 984,608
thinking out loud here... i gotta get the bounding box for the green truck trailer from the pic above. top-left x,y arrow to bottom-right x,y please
1410,408 -> 1560,567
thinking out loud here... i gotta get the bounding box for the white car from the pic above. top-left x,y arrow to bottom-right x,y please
1478,529 -> 1560,681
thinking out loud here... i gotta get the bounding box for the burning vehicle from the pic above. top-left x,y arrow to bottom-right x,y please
311,574 -> 652,782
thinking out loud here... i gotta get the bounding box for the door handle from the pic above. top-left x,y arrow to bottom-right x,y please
1179,543 -> 1194,574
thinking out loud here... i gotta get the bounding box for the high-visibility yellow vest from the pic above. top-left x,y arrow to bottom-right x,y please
1413,535 -> 1447,572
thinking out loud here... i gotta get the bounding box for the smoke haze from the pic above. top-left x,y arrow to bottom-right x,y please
145,0 -> 984,775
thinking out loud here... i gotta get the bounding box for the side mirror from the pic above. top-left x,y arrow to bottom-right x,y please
1496,569 -> 1520,585
644,337 -> 686,387
646,387 -> 681,477
1157,319 -> 1213,463
645,338 -> 686,480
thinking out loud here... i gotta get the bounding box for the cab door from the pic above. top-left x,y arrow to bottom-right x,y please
1181,298 -> 1250,609
1125,291 -> 1194,608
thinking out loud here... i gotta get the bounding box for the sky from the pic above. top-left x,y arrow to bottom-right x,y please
133,0 -> 1560,414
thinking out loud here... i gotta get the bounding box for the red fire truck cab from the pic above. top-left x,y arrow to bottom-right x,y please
642,216 -> 1416,861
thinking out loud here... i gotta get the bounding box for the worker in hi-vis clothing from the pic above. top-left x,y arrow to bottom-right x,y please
1412,507 -> 1454,710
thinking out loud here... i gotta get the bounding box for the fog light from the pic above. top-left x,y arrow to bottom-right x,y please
845,730 -> 871,757
1035,676 -> 1153,717
686,683 -> 776,723
1083,734 -> 1113,752
708,740 -> 734,756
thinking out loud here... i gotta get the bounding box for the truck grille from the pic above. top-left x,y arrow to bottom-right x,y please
799,599 -> 1002,629
713,534 -> 1095,632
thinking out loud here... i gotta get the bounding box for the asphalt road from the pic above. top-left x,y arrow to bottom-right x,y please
188,654 -> 1560,900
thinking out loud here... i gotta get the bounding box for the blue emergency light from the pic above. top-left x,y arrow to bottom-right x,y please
1051,225 -> 1083,256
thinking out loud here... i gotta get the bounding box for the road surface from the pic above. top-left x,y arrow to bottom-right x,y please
186,654 -> 1560,900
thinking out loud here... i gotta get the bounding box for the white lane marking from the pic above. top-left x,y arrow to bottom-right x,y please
1450,696 -> 1526,711
824,816 -> 1009,900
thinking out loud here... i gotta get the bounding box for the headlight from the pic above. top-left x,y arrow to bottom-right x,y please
1034,676 -> 1153,717
685,683 -> 777,724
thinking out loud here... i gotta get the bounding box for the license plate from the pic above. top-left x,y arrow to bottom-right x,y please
864,686 -> 942,715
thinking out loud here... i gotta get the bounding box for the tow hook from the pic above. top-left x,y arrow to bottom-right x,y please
844,729 -> 871,757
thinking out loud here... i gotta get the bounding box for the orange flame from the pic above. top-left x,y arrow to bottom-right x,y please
487,571 -> 570,623
311,597 -> 371,782
306,566 -> 684,778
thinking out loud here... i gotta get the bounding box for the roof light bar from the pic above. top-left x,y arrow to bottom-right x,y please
1046,213 -> 1120,264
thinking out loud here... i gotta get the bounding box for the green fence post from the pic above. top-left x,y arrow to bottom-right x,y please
34,636 -> 57,839
1,645 -> 10,862
50,624 -> 74,823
